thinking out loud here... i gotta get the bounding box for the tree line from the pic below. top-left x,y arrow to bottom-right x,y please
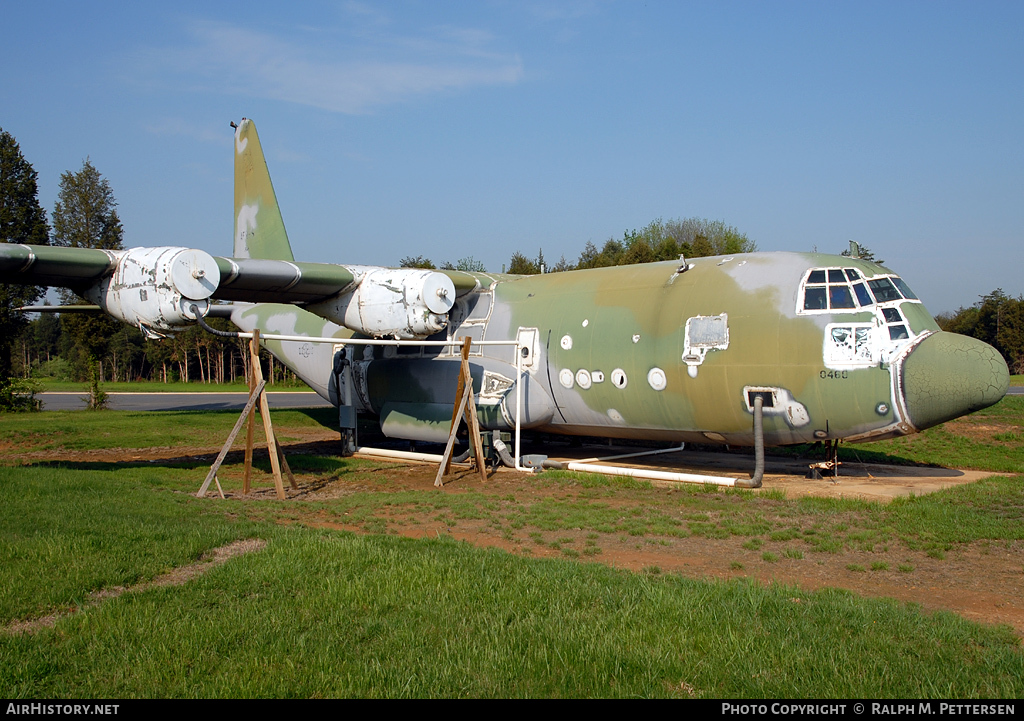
402,217 -> 758,275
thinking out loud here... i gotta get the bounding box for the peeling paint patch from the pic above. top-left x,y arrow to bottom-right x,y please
607,408 -> 624,423
576,369 -> 592,390
481,371 -> 514,399
682,314 -> 729,371
559,368 -> 574,389
560,334 -> 573,350
611,369 -> 627,388
235,203 -> 259,256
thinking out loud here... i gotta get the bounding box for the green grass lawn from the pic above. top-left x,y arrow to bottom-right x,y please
1,463 -> 1020,698
1,399 -> 1023,697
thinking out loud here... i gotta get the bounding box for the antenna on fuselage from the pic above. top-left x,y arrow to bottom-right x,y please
848,240 -> 861,259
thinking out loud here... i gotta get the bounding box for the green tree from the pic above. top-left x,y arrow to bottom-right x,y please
508,249 -> 542,275
399,255 -> 436,269
440,256 -> 487,272
574,217 -> 756,270
52,158 -> 123,251
0,128 -> 50,387
52,159 -> 124,408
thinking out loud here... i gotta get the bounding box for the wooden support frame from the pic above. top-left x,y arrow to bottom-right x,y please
434,337 -> 488,487
199,329 -> 297,500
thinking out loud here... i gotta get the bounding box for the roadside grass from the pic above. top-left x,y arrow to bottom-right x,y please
0,408 -> 337,454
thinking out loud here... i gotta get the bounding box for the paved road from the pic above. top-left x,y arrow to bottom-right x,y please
40,386 -> 1023,410
38,392 -> 333,411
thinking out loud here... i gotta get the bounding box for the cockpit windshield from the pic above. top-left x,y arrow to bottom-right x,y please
799,268 -> 920,314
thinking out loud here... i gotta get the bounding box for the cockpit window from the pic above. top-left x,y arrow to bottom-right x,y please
801,267 -> 869,313
867,278 -> 902,303
891,277 -> 918,300
881,307 -> 902,323
799,268 -> 921,315
888,325 -> 910,340
803,286 -> 827,310
852,283 -> 872,306
829,285 -> 856,309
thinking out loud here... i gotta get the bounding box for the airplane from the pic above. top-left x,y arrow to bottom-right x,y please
0,119 -> 1011,485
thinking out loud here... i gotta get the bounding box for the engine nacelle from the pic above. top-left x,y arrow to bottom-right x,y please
85,247 -> 221,337
307,268 -> 456,339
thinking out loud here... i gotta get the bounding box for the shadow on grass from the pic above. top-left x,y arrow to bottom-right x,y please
18,445 -> 365,476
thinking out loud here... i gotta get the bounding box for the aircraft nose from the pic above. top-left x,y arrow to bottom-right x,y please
899,331 -> 1009,431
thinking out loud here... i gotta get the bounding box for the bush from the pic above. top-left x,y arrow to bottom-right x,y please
0,376 -> 41,412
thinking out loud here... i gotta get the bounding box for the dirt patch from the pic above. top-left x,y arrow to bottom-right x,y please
3,539 -> 266,635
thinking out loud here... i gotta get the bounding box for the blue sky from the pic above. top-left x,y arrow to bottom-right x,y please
2,1 -> 1021,312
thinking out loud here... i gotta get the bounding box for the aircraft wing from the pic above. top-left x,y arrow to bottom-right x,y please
1,242 -> 480,338
0,244 -> 356,303
1,118 -> 481,338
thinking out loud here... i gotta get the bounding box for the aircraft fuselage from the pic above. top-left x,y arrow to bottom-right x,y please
232,250 -> 1009,448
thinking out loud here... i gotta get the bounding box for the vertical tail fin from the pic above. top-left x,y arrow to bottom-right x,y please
233,118 -> 295,261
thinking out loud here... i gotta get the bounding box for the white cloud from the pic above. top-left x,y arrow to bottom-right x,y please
139,20 -> 524,115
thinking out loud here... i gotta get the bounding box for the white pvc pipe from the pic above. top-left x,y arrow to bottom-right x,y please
355,446 -> 459,464
563,462 -> 740,487
514,345 -> 524,471
237,331 -> 518,348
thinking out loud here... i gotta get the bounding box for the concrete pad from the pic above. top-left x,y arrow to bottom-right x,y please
542,445 -> 1000,502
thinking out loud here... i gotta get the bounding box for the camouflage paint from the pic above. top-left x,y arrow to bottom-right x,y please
233,119 -> 294,262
